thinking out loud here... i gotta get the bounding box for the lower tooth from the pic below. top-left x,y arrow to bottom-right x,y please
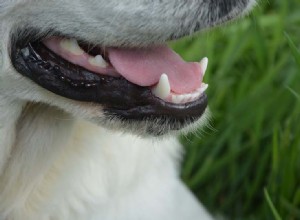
170,84 -> 208,104
199,83 -> 209,94
183,94 -> 192,102
156,81 -> 209,104
172,95 -> 181,104
191,94 -> 199,101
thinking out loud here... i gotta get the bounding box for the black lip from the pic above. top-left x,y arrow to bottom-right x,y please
11,40 -> 208,123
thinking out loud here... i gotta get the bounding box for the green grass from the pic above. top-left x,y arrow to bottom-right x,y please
171,0 -> 300,219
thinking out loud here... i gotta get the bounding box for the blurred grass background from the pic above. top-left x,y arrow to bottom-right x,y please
171,0 -> 300,219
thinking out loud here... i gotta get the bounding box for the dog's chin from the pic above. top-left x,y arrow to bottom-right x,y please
10,33 -> 209,136
91,108 -> 210,137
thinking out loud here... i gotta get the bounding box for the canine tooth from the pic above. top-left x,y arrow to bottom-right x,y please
199,57 -> 208,76
152,73 -> 171,100
89,55 -> 108,68
60,39 -> 84,55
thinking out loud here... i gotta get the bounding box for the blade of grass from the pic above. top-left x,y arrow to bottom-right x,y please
284,32 -> 300,68
264,188 -> 282,220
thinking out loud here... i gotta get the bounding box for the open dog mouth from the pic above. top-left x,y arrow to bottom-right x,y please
11,35 -> 208,126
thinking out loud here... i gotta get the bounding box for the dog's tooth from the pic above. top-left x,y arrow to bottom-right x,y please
190,94 -> 198,102
194,90 -> 203,99
60,38 -> 84,55
152,73 -> 171,100
171,95 -> 179,104
188,94 -> 197,102
184,94 -> 193,102
199,57 -> 208,77
89,55 -> 108,68
199,83 -> 209,94
171,95 -> 184,104
180,94 -> 189,103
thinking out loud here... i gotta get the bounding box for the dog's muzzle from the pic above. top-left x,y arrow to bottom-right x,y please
11,36 -> 208,133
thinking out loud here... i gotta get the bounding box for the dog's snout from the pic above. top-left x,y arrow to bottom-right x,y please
119,0 -> 256,45
5,0 -> 255,48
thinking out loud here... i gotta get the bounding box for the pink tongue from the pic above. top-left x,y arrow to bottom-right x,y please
107,45 -> 202,94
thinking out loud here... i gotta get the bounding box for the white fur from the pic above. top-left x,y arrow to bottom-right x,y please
0,0 -> 255,219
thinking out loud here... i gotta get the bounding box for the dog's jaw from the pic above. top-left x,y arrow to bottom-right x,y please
2,0 -> 257,137
10,40 -> 209,136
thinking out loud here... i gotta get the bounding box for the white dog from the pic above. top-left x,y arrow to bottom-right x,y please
0,1 -> 255,219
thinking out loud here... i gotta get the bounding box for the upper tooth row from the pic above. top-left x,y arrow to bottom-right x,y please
60,38 -> 84,56
152,57 -> 209,103
60,38 -> 108,68
89,55 -> 108,68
